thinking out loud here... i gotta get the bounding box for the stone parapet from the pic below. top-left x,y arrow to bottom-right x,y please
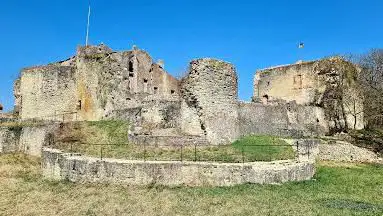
42,147 -> 315,187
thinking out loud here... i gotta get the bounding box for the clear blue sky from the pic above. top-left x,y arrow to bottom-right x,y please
1,0 -> 382,111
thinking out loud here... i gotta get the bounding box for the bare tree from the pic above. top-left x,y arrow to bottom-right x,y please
356,49 -> 383,128
343,87 -> 364,130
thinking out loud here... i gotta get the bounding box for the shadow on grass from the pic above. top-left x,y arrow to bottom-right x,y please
320,198 -> 383,213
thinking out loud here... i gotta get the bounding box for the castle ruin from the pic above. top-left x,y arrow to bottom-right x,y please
6,45 -> 363,149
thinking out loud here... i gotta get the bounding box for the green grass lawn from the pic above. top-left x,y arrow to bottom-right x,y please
53,122 -> 295,162
0,154 -> 382,216
232,135 -> 295,161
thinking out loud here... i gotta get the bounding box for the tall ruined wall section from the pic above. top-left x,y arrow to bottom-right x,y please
254,58 -> 364,133
75,45 -> 180,121
13,78 -> 21,116
16,45 -> 180,124
181,59 -> 239,144
254,61 -> 318,104
19,64 -> 77,120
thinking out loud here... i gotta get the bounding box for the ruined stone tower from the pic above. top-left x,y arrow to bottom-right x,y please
181,59 -> 239,144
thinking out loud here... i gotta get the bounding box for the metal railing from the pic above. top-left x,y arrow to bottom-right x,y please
52,140 -> 313,164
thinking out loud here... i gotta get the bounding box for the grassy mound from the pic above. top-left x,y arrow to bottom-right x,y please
232,135 -> 295,161
53,120 -> 130,158
54,124 -> 295,162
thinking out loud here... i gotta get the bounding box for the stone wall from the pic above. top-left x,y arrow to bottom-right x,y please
238,102 -> 328,137
19,65 -> 77,120
286,102 -> 329,135
13,78 -> 21,116
254,61 -> 318,105
106,100 -> 182,134
254,58 -> 364,133
239,102 -> 290,136
16,45 -> 181,122
181,59 -> 239,144
0,127 -> 20,153
42,147 -> 315,187
14,45 -> 365,148
19,124 -> 57,157
75,45 -> 180,121
0,113 -> 14,121
0,123 -> 56,156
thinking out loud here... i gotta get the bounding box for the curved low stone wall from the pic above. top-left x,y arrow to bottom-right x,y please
42,147 -> 315,187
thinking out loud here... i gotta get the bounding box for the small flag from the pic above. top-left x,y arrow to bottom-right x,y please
299,42 -> 304,49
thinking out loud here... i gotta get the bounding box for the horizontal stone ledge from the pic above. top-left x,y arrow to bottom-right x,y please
42,147 -> 316,187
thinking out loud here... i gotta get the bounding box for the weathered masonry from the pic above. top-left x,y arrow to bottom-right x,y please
16,45 -> 179,121
254,58 -> 364,133
5,45 -> 364,152
42,147 -> 316,187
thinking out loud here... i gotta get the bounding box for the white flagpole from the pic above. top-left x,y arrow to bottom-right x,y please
85,0 -> 91,46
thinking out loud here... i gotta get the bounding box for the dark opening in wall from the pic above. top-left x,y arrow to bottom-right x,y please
144,80 -> 148,93
262,95 -> 269,104
46,133 -> 55,146
154,87 -> 158,94
298,75 -> 303,89
128,61 -> 134,72
287,103 -> 292,111
126,98 -> 131,101
294,74 -> 303,89
170,90 -> 175,94
77,100 -> 82,110
129,73 -> 134,77
0,104 -> 3,111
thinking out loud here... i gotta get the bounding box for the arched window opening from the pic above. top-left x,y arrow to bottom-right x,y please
128,61 -> 134,72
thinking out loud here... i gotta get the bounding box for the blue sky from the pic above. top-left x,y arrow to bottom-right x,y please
1,0 -> 382,111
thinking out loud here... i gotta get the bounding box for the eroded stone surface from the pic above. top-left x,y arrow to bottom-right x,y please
42,147 -> 315,187
0,127 -> 19,153
254,58 -> 364,133
19,124 -> 58,157
17,45 -> 180,123
4,44 -> 365,153
181,59 -> 239,144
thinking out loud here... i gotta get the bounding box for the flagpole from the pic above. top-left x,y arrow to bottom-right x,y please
85,0 -> 91,46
